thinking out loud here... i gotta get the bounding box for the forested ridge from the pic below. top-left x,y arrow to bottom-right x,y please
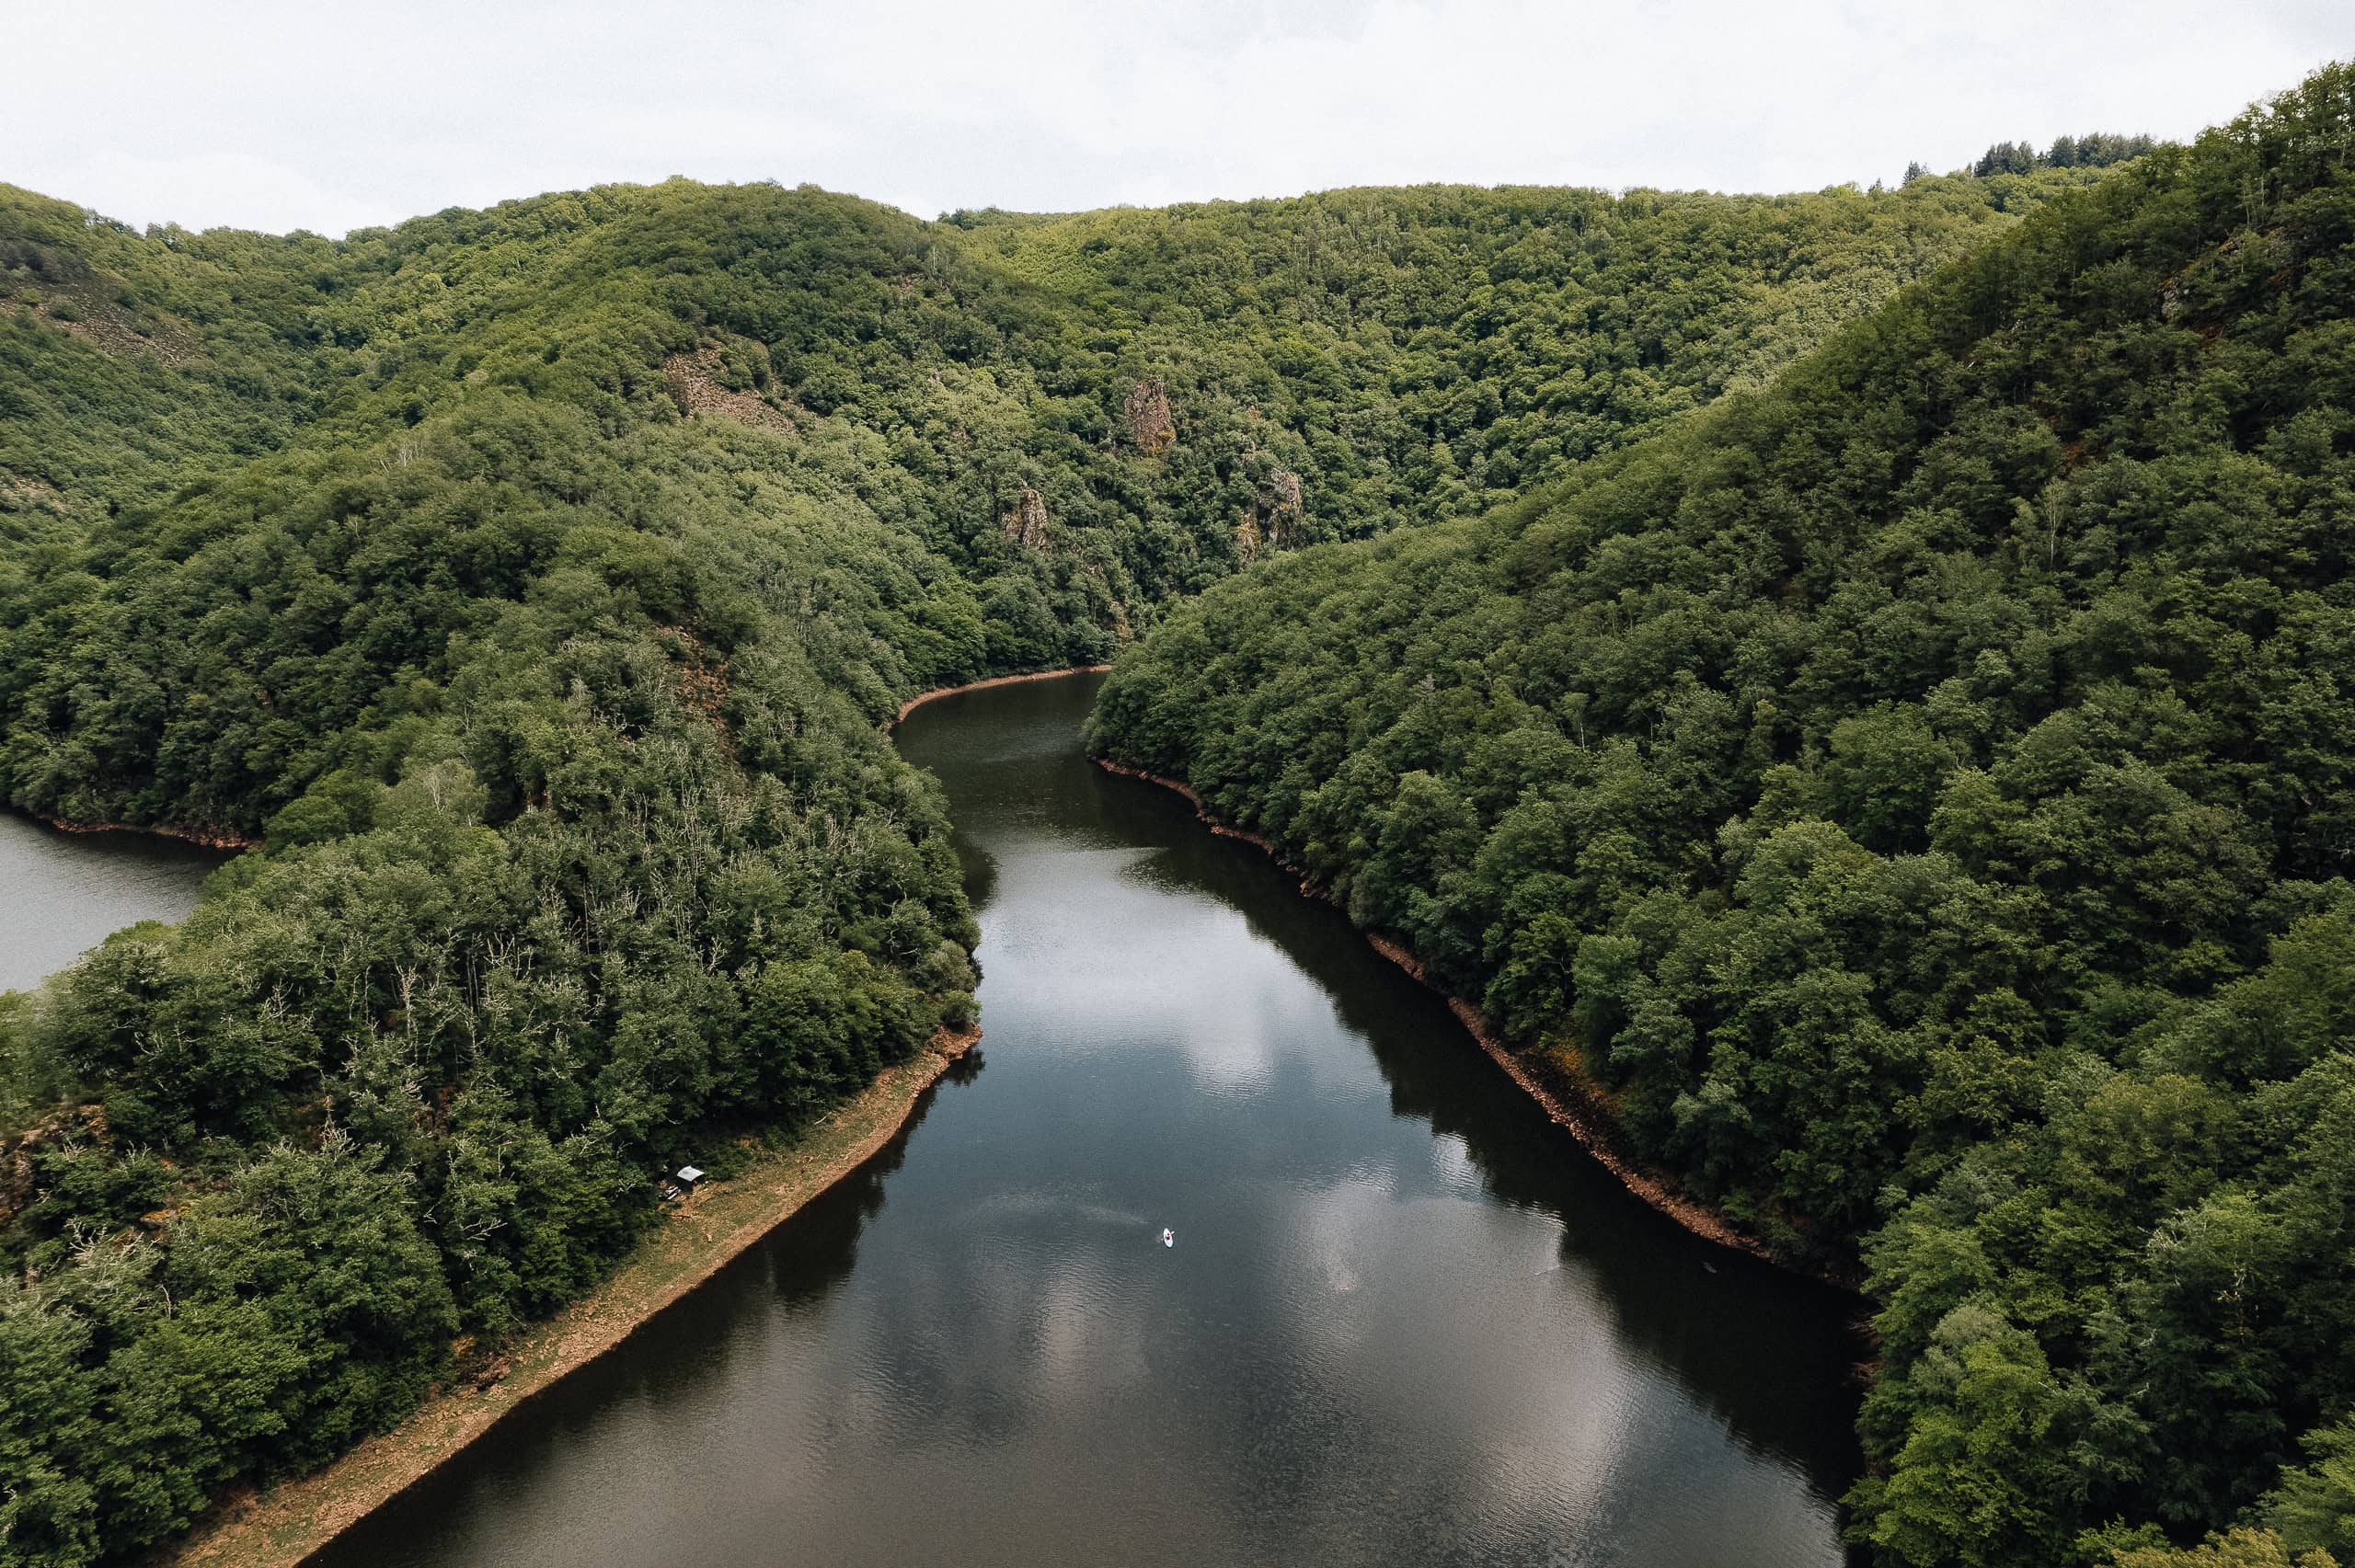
1089,64 -> 2355,1567
0,151 -> 2103,1563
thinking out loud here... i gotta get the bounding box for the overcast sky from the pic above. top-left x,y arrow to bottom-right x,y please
9,1 -> 2347,236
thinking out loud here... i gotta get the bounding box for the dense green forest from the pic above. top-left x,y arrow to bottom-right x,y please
0,153 -> 2103,1563
1089,64 -> 2355,1567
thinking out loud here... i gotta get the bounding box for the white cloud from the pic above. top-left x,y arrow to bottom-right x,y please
6,0 -> 2345,234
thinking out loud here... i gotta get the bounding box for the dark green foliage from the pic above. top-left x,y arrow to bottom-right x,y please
0,396 -> 988,1558
1089,63 -> 2355,1566
1978,132 -> 2159,177
0,157 -> 2104,1563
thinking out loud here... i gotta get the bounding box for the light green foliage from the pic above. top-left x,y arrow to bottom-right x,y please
1088,63 -> 2355,1566
2264,1416 -> 2355,1562
2105,1528 -> 2340,1568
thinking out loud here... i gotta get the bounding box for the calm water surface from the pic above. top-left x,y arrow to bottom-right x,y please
0,811 -> 222,991
317,673 -> 1864,1567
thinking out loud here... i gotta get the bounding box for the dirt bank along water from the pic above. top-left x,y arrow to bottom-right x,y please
298,669 -> 1864,1568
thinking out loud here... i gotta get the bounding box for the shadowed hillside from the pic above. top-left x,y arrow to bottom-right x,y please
1089,63 -> 2355,1567
0,158 -> 2115,1565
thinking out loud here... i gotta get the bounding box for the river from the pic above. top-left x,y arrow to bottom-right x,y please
0,811 -> 223,993
313,671 -> 1865,1567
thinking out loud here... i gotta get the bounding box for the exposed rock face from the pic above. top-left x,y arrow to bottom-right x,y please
1262,468 -> 1304,537
17,248 -> 201,366
43,300 -> 199,363
1003,486 -> 1052,550
1124,378 -> 1176,454
664,345 -> 797,436
658,625 -> 730,738
1267,467 -> 1302,509
0,472 -> 65,515
1235,467 -> 1305,562
4,1104 -> 109,1230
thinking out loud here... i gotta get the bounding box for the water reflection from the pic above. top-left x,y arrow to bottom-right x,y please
0,810 -> 224,992
316,673 -> 1861,1568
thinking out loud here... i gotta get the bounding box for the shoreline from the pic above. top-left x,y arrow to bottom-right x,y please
891,664 -> 1111,726
155,660 -> 1817,1563
28,665 -> 1116,852
15,806 -> 255,852
155,666 -> 1095,1562
1092,754 -> 1839,1285
165,1025 -> 981,1568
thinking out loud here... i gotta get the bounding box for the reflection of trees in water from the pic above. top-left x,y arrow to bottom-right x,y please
1097,762 -> 1867,1497
0,807 -> 228,991
310,1083 -> 958,1568
945,825 -> 998,910
916,681 -> 1864,1494
331,681 -> 1856,1566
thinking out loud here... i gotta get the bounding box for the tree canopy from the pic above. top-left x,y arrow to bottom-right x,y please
1088,62 -> 2355,1567
0,94 -> 2168,1567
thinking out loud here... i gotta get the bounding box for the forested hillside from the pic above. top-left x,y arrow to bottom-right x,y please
0,160 -> 2097,1564
1089,64 -> 2355,1567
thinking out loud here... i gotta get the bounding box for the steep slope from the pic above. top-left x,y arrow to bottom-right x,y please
1,172 -> 2103,839
0,164 -> 2120,1563
0,189 -> 364,514
1089,63 -> 2355,1566
949,175 -> 2086,539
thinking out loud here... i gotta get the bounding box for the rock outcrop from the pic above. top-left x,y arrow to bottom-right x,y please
1123,378 -> 1176,454
664,345 -> 797,436
4,1104 -> 110,1231
0,472 -> 65,515
1234,467 -> 1304,563
1003,486 -> 1052,550
29,292 -> 198,365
